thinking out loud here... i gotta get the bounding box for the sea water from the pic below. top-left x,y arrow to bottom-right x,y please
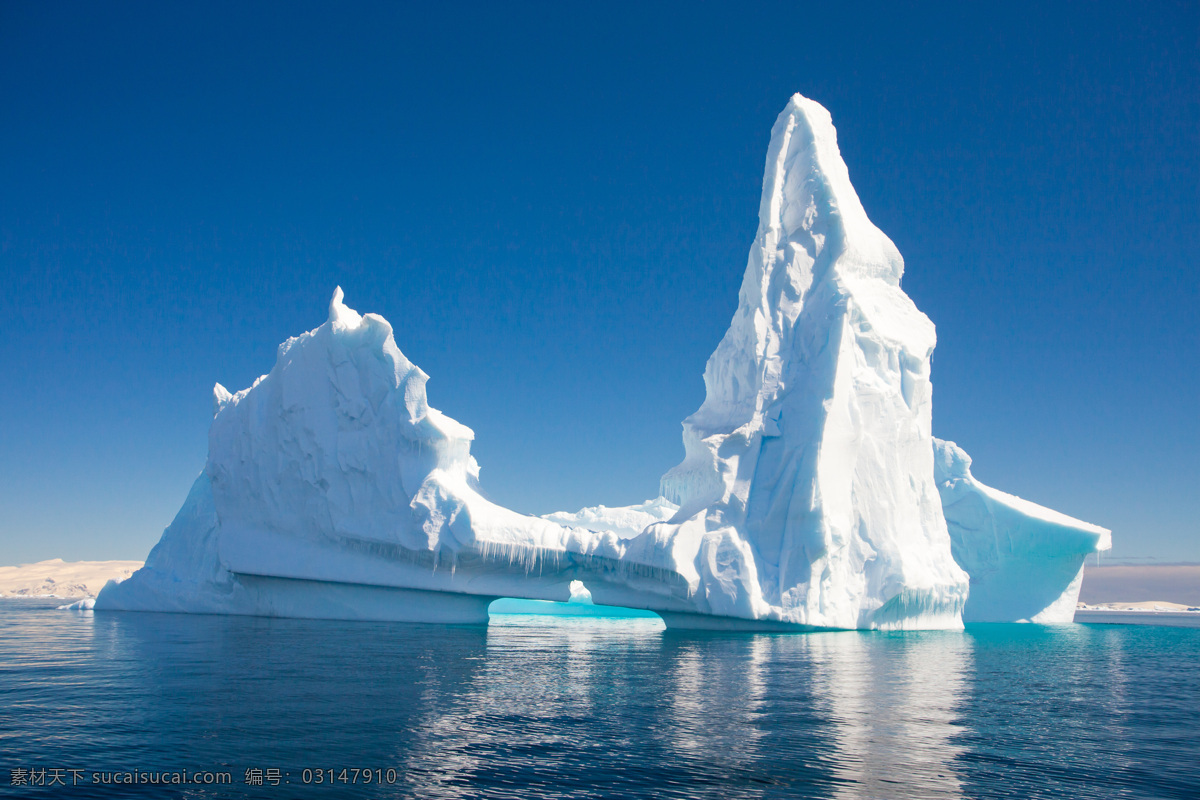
1,599 -> 1196,799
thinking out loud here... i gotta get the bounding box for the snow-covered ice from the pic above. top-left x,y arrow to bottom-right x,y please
542,498 -> 678,539
934,439 -> 1111,622
98,93 -> 1109,629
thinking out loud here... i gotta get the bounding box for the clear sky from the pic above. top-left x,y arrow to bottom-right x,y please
1,1 -> 1196,565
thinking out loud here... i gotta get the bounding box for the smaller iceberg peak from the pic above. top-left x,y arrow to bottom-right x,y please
933,439 -> 974,484
327,285 -> 363,330
212,383 -> 233,417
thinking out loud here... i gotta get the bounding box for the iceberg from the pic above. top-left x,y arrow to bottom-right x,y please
934,439 -> 1111,623
99,289 -> 702,623
98,93 -> 1107,629
651,93 -> 969,629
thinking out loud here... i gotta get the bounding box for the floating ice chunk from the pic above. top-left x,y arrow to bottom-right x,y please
567,580 -> 594,604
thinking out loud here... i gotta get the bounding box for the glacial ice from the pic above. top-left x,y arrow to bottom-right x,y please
98,289 -> 703,623
934,439 -> 1111,623
97,93 -> 1109,629
651,93 -> 969,629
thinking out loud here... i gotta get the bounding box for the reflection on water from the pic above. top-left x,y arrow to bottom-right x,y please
1,600 -> 1197,799
808,632 -> 969,799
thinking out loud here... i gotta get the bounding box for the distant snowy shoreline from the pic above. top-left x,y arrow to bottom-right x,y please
1077,602 -> 1199,613
0,559 -> 142,599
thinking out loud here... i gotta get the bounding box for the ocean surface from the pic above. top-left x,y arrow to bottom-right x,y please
1,600 -> 1197,799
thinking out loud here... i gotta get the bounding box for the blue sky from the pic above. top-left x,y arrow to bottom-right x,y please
1,1 -> 1196,564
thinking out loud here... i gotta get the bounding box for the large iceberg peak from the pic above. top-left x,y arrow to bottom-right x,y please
763,93 -> 905,286
658,93 -> 966,629
664,94 -> 937,506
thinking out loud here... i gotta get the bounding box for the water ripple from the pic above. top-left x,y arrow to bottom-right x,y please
1,601 -> 1197,799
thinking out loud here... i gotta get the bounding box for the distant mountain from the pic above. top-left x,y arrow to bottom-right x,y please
1080,565 -> 1200,606
0,559 -> 143,598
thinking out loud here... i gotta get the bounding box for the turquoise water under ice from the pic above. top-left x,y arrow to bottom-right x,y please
1,599 -> 1197,799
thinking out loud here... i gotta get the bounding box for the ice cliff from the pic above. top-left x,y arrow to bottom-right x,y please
934,439 -> 1111,622
98,93 -> 1109,628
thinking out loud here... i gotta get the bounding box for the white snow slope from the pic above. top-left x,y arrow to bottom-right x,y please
98,93 -> 1107,629
934,439 -> 1111,622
